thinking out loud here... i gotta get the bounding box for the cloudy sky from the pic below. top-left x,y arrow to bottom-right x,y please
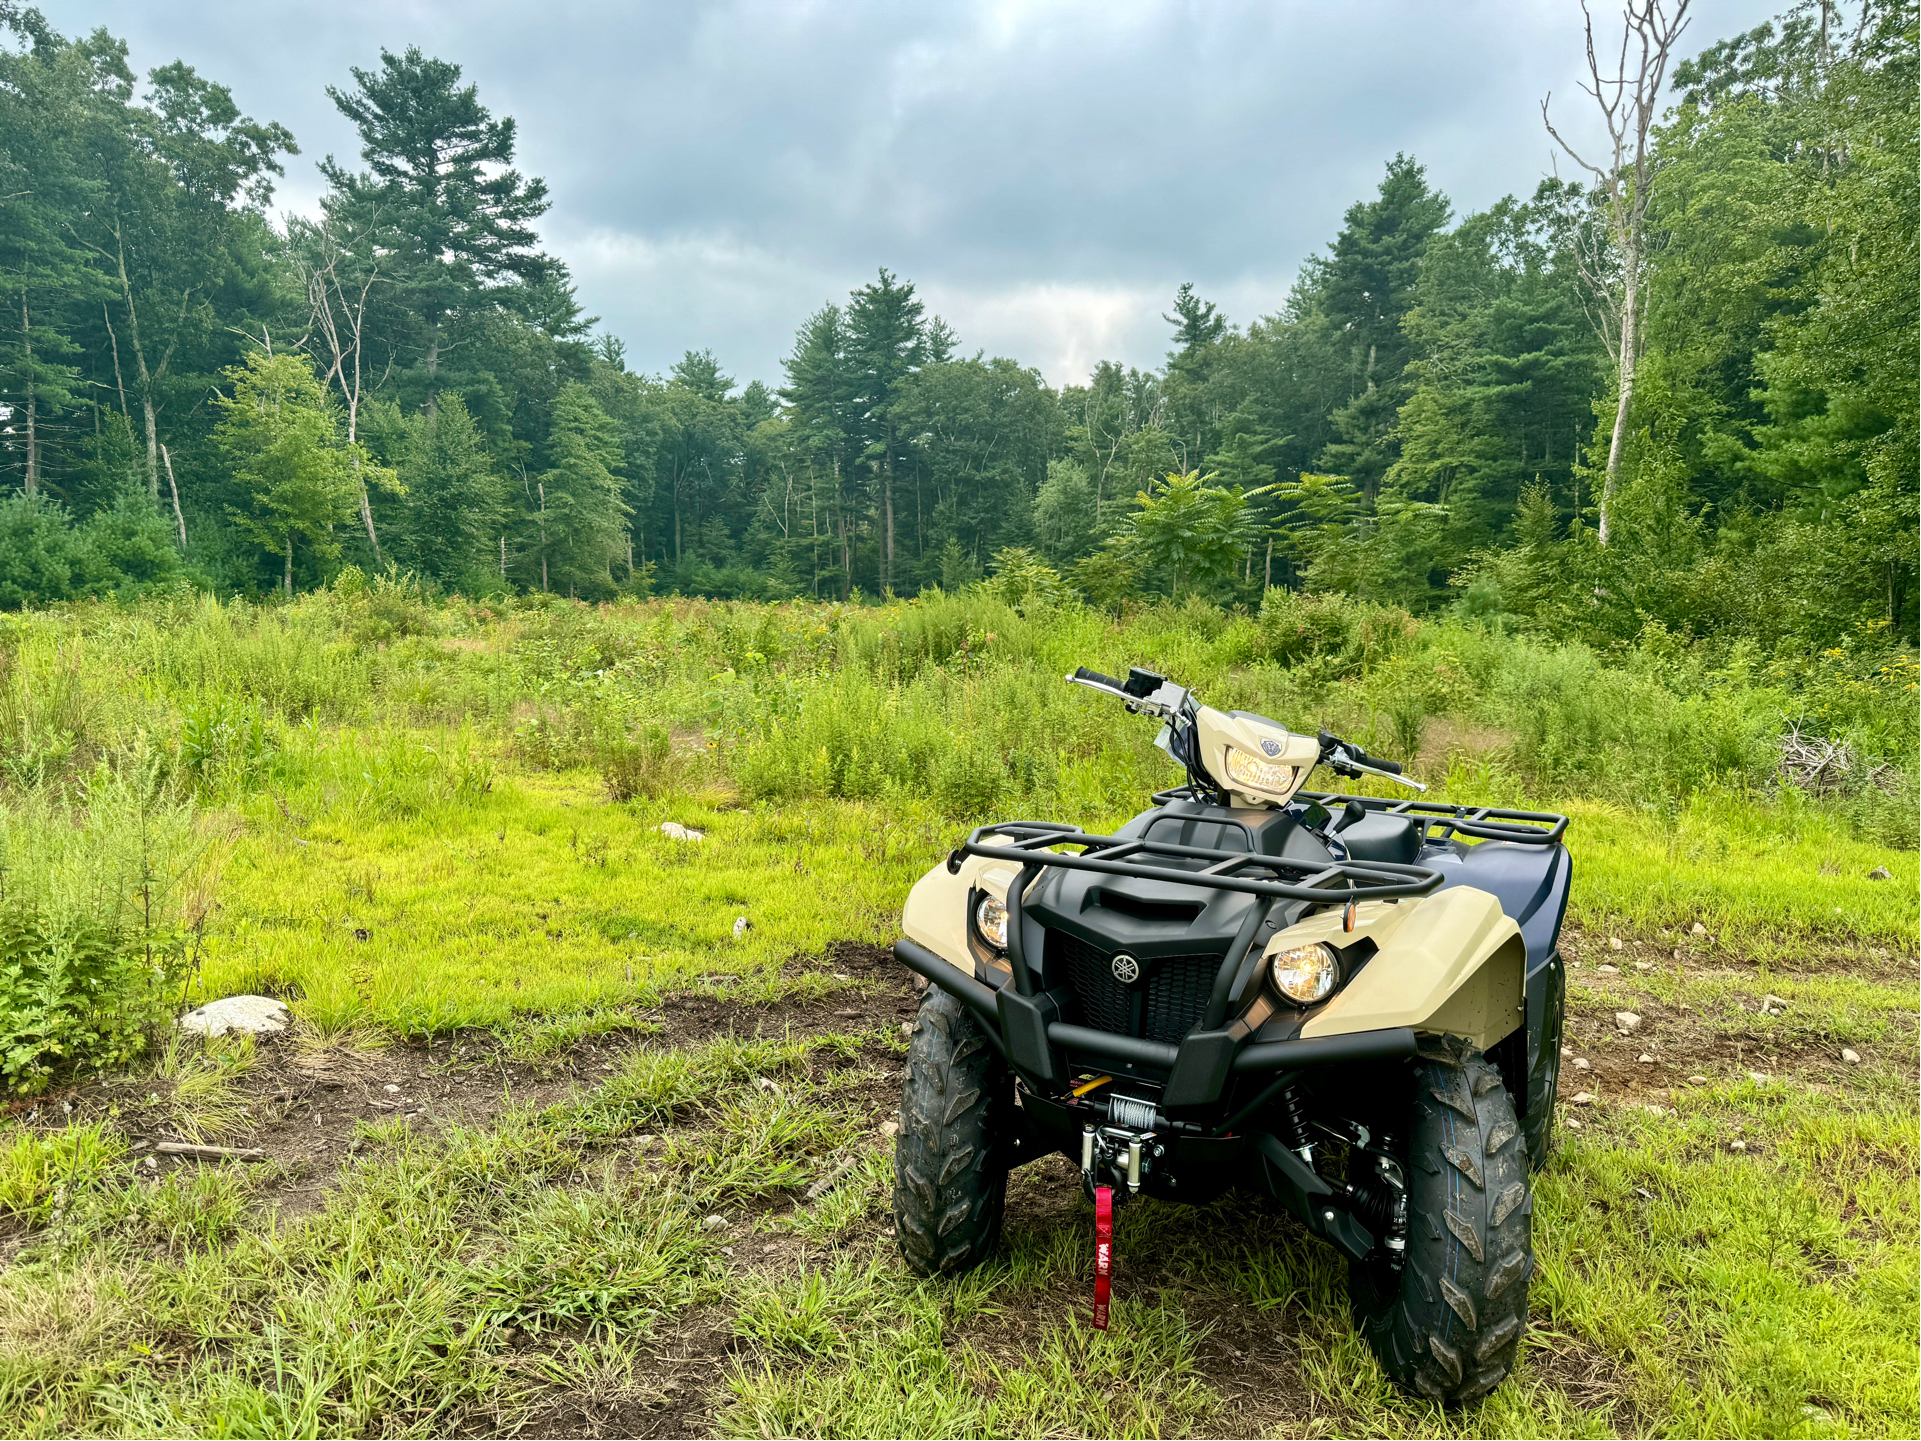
43,0 -> 1781,388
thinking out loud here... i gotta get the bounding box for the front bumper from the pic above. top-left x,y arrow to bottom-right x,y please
894,936 -> 1419,1110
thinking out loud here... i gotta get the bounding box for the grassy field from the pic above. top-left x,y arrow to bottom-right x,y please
0,587 -> 1915,1438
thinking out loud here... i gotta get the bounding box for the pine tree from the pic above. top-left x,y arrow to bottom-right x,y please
322,47 -> 552,404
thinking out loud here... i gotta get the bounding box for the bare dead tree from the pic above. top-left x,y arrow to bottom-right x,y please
290,215 -> 389,565
1543,0 -> 1692,545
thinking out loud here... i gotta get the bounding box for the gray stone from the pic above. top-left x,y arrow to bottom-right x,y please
703,1213 -> 728,1231
178,995 -> 289,1038
1762,994 -> 1788,1015
1841,1048 -> 1862,1065
1867,866 -> 1892,881
658,821 -> 705,841
1690,921 -> 1708,935
1615,1011 -> 1642,1033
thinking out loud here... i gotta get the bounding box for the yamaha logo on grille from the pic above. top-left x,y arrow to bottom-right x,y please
1110,953 -> 1140,984
1260,737 -> 1283,757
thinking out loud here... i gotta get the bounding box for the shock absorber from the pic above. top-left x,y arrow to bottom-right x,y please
1269,1077 -> 1315,1165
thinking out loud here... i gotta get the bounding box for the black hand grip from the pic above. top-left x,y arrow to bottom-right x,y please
1318,730 -> 1402,774
1073,666 -> 1126,691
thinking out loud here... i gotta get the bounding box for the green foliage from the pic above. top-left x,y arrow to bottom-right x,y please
1113,469 -> 1271,599
0,772 -> 213,1090
213,352 -> 372,591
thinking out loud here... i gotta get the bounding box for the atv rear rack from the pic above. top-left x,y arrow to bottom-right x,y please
1299,791 -> 1569,845
1147,786 -> 1570,845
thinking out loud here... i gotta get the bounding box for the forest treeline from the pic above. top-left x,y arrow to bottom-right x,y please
1,1 -> 1915,653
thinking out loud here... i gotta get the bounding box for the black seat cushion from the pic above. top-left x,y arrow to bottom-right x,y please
1337,813 -> 1422,866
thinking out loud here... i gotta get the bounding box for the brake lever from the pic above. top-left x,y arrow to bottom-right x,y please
1323,744 -> 1428,794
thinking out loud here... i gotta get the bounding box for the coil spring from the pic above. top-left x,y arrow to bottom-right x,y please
1269,1078 -> 1313,1154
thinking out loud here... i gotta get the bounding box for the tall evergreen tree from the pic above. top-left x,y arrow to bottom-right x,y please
321,47 -> 552,406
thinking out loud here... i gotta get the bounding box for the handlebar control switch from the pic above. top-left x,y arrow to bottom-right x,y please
1124,668 -> 1164,699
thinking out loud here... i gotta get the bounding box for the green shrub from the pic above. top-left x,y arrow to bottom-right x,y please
0,769 -> 215,1091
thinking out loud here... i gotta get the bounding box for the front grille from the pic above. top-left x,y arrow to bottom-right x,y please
1054,934 -> 1222,1044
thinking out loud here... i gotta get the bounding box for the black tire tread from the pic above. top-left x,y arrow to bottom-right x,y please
892,987 -> 1009,1276
1351,1037 -> 1534,1405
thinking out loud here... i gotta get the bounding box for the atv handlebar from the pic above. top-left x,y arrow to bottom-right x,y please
1318,730 -> 1426,793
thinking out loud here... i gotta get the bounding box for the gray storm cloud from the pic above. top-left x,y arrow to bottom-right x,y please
43,0 -> 1782,386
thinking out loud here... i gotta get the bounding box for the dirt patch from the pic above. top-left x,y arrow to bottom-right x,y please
29,941 -> 922,1221
1562,922 -> 1916,983
1526,1332 -> 1641,1432
511,1308 -> 737,1440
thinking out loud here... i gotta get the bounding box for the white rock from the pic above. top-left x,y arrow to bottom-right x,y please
1729,1139 -> 1747,1152
733,915 -> 750,938
1633,961 -> 1653,971
1615,1011 -> 1642,1033
383,1083 -> 401,1094
1596,964 -> 1620,976
899,1021 -> 916,1040
1762,994 -> 1788,1015
1687,1075 -> 1709,1085
1572,1057 -> 1590,1071
1570,1091 -> 1596,1106
1607,936 -> 1624,950
703,1213 -> 729,1231
1690,921 -> 1708,935
879,1119 -> 900,1137
1841,1048 -> 1862,1065
658,821 -> 705,841
1560,1045 -> 1574,1059
177,995 -> 289,1038
1747,1070 -> 1771,1084
1866,866 -> 1892,881
1564,1117 -> 1582,1130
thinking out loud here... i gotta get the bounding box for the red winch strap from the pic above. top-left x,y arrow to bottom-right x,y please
1092,1185 -> 1114,1331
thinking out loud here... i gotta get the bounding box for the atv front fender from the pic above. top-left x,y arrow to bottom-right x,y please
1299,886 -> 1525,1052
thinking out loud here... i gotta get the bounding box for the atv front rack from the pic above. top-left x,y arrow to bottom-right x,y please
949,820 -> 1444,906
944,821 -> 1443,1056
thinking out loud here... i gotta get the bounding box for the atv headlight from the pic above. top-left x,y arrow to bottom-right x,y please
1224,746 -> 1297,795
974,893 -> 1009,951
1271,942 -> 1338,1005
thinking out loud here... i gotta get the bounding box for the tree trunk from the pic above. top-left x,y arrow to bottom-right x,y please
882,435 -> 895,591
161,443 -> 187,549
1599,258 -> 1639,547
109,226 -> 163,500
1264,537 -> 1273,590
20,295 -> 36,496
538,481 -> 549,591
285,536 -> 294,598
422,325 -> 440,417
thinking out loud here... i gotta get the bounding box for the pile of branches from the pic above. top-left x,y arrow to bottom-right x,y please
1777,728 -> 1899,796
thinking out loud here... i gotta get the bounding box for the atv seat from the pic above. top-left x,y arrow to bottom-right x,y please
1334,810 -> 1423,866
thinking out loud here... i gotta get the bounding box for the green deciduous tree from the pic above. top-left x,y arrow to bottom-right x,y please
214,352 -> 370,594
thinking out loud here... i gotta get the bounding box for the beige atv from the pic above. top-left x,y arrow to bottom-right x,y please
890,666 -> 1570,1404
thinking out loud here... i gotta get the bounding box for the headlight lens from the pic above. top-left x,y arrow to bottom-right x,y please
975,893 -> 1009,950
1271,942 -> 1338,1005
1224,747 -> 1297,795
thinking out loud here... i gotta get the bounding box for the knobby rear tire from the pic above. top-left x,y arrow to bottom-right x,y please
1350,1037 -> 1534,1404
893,986 -> 1011,1276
